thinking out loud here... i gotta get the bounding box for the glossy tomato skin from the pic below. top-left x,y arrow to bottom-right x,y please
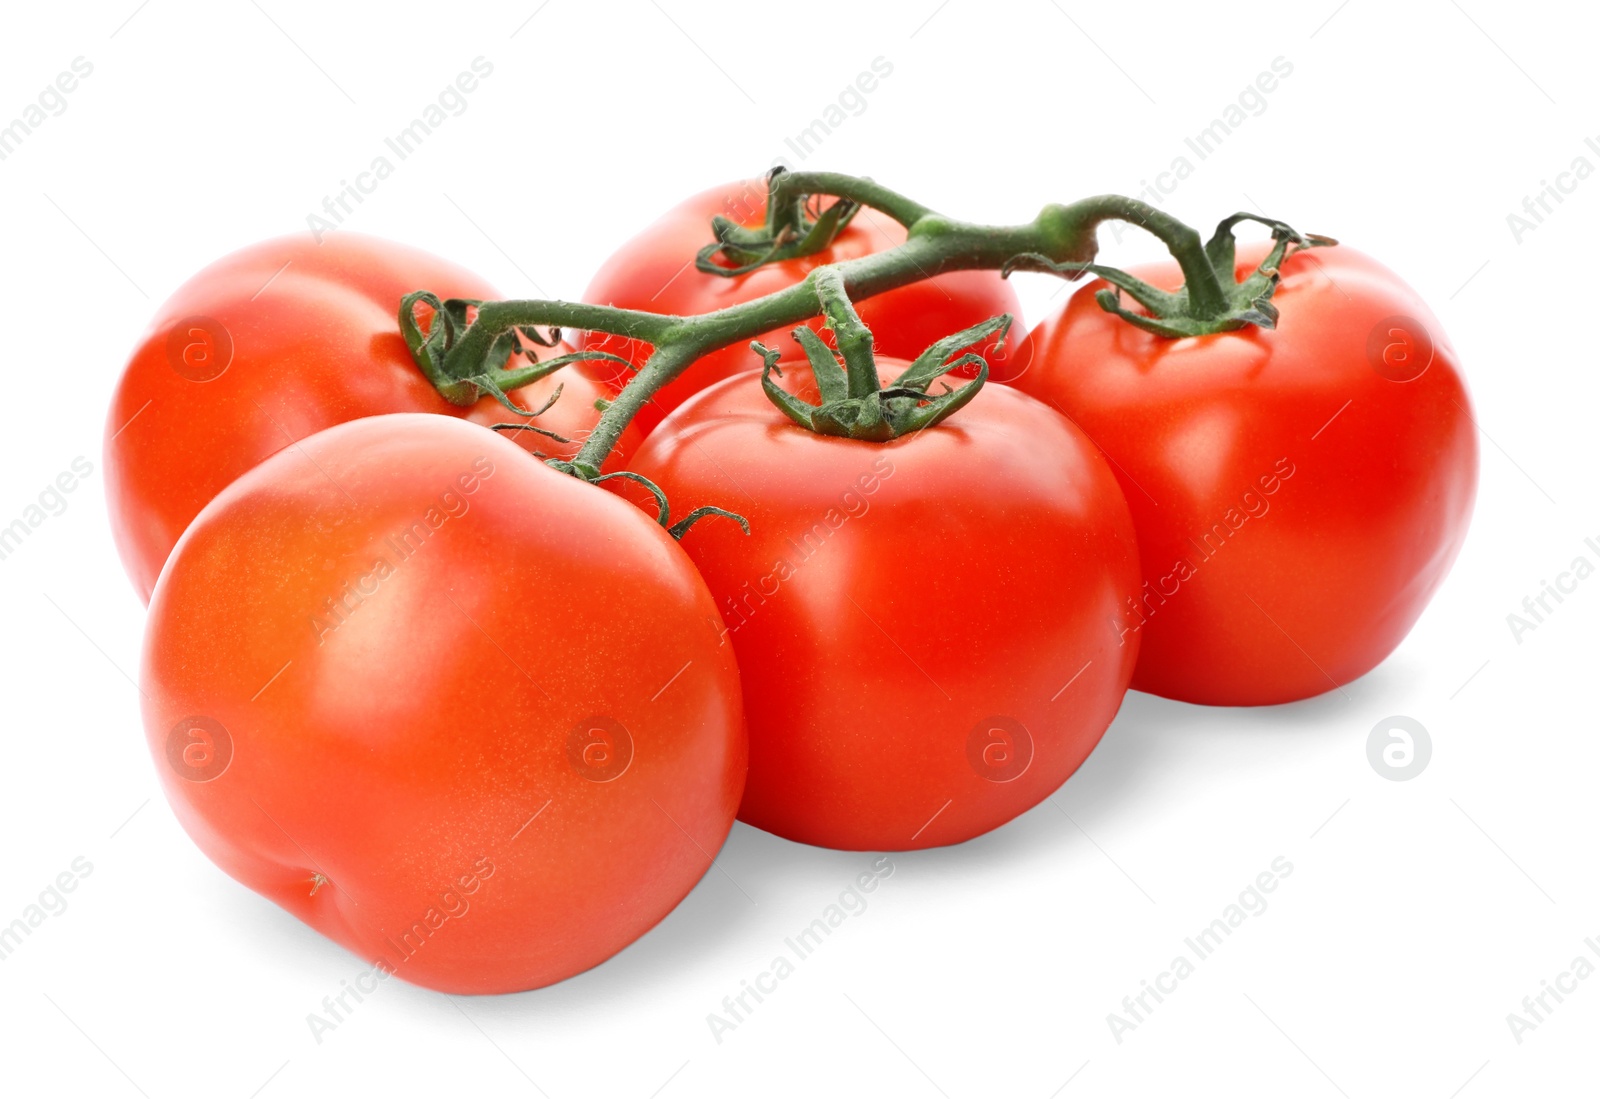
142,414 -> 745,994
1013,243 -> 1478,705
105,232 -> 626,603
624,366 -> 1140,851
578,180 -> 1023,433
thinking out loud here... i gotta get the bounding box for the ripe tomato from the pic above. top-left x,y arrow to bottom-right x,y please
577,180 -> 1023,433
141,414 -> 745,994
1013,243 -> 1478,705
623,365 -> 1140,850
104,232 -> 635,603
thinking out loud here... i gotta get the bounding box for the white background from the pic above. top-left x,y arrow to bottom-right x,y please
2,1 -> 1595,1096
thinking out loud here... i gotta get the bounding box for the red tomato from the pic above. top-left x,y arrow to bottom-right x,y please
142,414 -> 745,994
578,180 -> 1023,433
104,232 -> 633,603
623,365 -> 1140,850
1013,243 -> 1478,705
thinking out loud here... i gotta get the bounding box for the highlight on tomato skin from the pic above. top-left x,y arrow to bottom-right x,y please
103,232 -> 629,606
140,414 -> 746,995
575,179 -> 1024,434
1012,242 -> 1479,706
622,363 -> 1143,851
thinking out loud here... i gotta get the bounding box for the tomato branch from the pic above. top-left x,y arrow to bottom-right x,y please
401,170 -> 1329,479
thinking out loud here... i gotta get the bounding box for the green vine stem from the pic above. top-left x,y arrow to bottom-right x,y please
402,170 -> 1329,481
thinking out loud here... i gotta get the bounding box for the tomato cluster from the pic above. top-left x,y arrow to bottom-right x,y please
106,177 -> 1476,994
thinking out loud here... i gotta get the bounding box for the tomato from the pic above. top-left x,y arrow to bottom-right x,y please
104,232 -> 634,603
622,365 -> 1140,850
577,179 -> 1023,433
141,414 -> 745,994
1012,243 -> 1478,705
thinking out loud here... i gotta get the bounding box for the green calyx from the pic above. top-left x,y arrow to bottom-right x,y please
1006,212 -> 1336,338
696,167 -> 859,277
401,293 -> 748,542
695,169 -> 940,278
399,291 -> 631,409
759,268 -> 1004,442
